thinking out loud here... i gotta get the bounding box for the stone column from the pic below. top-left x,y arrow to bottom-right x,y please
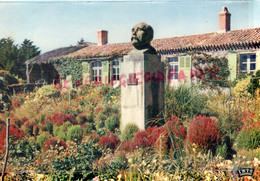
121,53 -> 164,131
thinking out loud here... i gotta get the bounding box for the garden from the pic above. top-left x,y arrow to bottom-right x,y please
0,69 -> 260,181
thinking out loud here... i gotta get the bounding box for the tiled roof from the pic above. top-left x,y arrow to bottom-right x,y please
26,44 -> 89,64
64,27 -> 260,59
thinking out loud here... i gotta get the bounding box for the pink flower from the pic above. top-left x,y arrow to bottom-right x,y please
107,130 -> 110,133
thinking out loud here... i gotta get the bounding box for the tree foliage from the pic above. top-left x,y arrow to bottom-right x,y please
0,38 -> 40,79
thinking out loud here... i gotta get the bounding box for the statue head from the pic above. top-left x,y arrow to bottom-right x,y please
131,22 -> 154,50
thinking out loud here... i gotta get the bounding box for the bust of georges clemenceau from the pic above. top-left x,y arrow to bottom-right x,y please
130,22 -> 157,55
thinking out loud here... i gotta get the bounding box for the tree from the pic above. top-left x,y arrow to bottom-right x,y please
0,38 -> 40,79
0,38 -> 19,74
77,38 -> 85,45
18,39 -> 40,79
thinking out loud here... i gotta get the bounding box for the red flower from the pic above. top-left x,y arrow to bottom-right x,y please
75,105 -> 78,108
107,130 -> 110,133
19,94 -> 22,97
76,97 -> 79,100
81,96 -> 84,99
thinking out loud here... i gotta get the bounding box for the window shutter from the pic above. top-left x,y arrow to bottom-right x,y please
227,52 -> 238,81
179,55 -> 192,84
82,62 -> 90,85
102,60 -> 109,84
179,57 -> 185,68
256,51 -> 260,72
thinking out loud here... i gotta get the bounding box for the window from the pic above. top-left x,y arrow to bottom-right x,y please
239,54 -> 256,74
112,60 -> 120,81
168,57 -> 178,79
92,61 -> 102,82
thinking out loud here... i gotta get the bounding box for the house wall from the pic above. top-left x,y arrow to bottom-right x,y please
74,48 -> 260,89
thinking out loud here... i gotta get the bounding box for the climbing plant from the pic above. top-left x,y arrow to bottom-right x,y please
52,58 -> 82,86
192,52 -> 230,89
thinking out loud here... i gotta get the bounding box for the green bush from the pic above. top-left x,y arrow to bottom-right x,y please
165,85 -> 208,119
51,141 -> 101,180
0,70 -> 19,85
81,122 -> 94,136
94,104 -> 120,130
67,125 -> 83,142
105,116 -> 119,131
102,85 -> 121,103
236,124 -> 260,150
37,131 -> 51,148
45,120 -> 53,134
35,85 -> 60,100
216,143 -> 228,159
121,123 -> 139,141
75,113 -> 88,125
53,121 -> 73,140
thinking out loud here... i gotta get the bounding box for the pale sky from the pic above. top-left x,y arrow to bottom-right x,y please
0,0 -> 260,53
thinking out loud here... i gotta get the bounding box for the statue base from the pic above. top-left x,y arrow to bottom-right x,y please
120,53 -> 164,131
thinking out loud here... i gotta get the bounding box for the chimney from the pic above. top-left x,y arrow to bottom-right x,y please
97,30 -> 108,46
218,7 -> 231,32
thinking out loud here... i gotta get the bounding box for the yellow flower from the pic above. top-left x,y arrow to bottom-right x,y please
37,174 -> 44,178
117,174 -> 122,179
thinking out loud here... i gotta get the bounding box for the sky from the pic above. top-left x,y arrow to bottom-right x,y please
0,0 -> 260,53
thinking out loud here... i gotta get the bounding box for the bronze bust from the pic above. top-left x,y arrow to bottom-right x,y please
130,22 -> 157,55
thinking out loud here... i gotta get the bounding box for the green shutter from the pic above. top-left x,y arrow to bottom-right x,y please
179,55 -> 191,84
228,52 -> 238,81
102,60 -> 109,84
179,57 -> 185,68
82,62 -> 90,85
256,51 -> 260,72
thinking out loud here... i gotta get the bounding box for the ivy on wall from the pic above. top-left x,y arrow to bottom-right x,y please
192,52 -> 230,89
52,58 -> 82,85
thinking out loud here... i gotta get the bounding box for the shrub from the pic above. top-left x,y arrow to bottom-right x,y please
94,105 -> 120,130
43,138 -> 67,150
164,116 -> 187,139
51,112 -> 75,125
188,115 -> 221,151
53,121 -> 73,140
67,125 -> 83,142
75,113 -> 88,125
105,115 -> 119,131
121,123 -> 139,141
0,124 -> 25,153
236,123 -> 260,150
33,125 -> 39,136
216,143 -> 228,159
37,131 -> 52,148
35,85 -> 60,100
232,76 -> 252,98
51,141 -> 101,180
165,85 -> 207,119
44,120 -> 53,134
98,134 -> 120,150
81,123 -> 93,136
21,120 -> 34,136
10,117 -> 23,127
82,133 -> 100,143
0,70 -> 19,85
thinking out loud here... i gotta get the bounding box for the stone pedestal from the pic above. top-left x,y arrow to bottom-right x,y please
121,53 -> 164,131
